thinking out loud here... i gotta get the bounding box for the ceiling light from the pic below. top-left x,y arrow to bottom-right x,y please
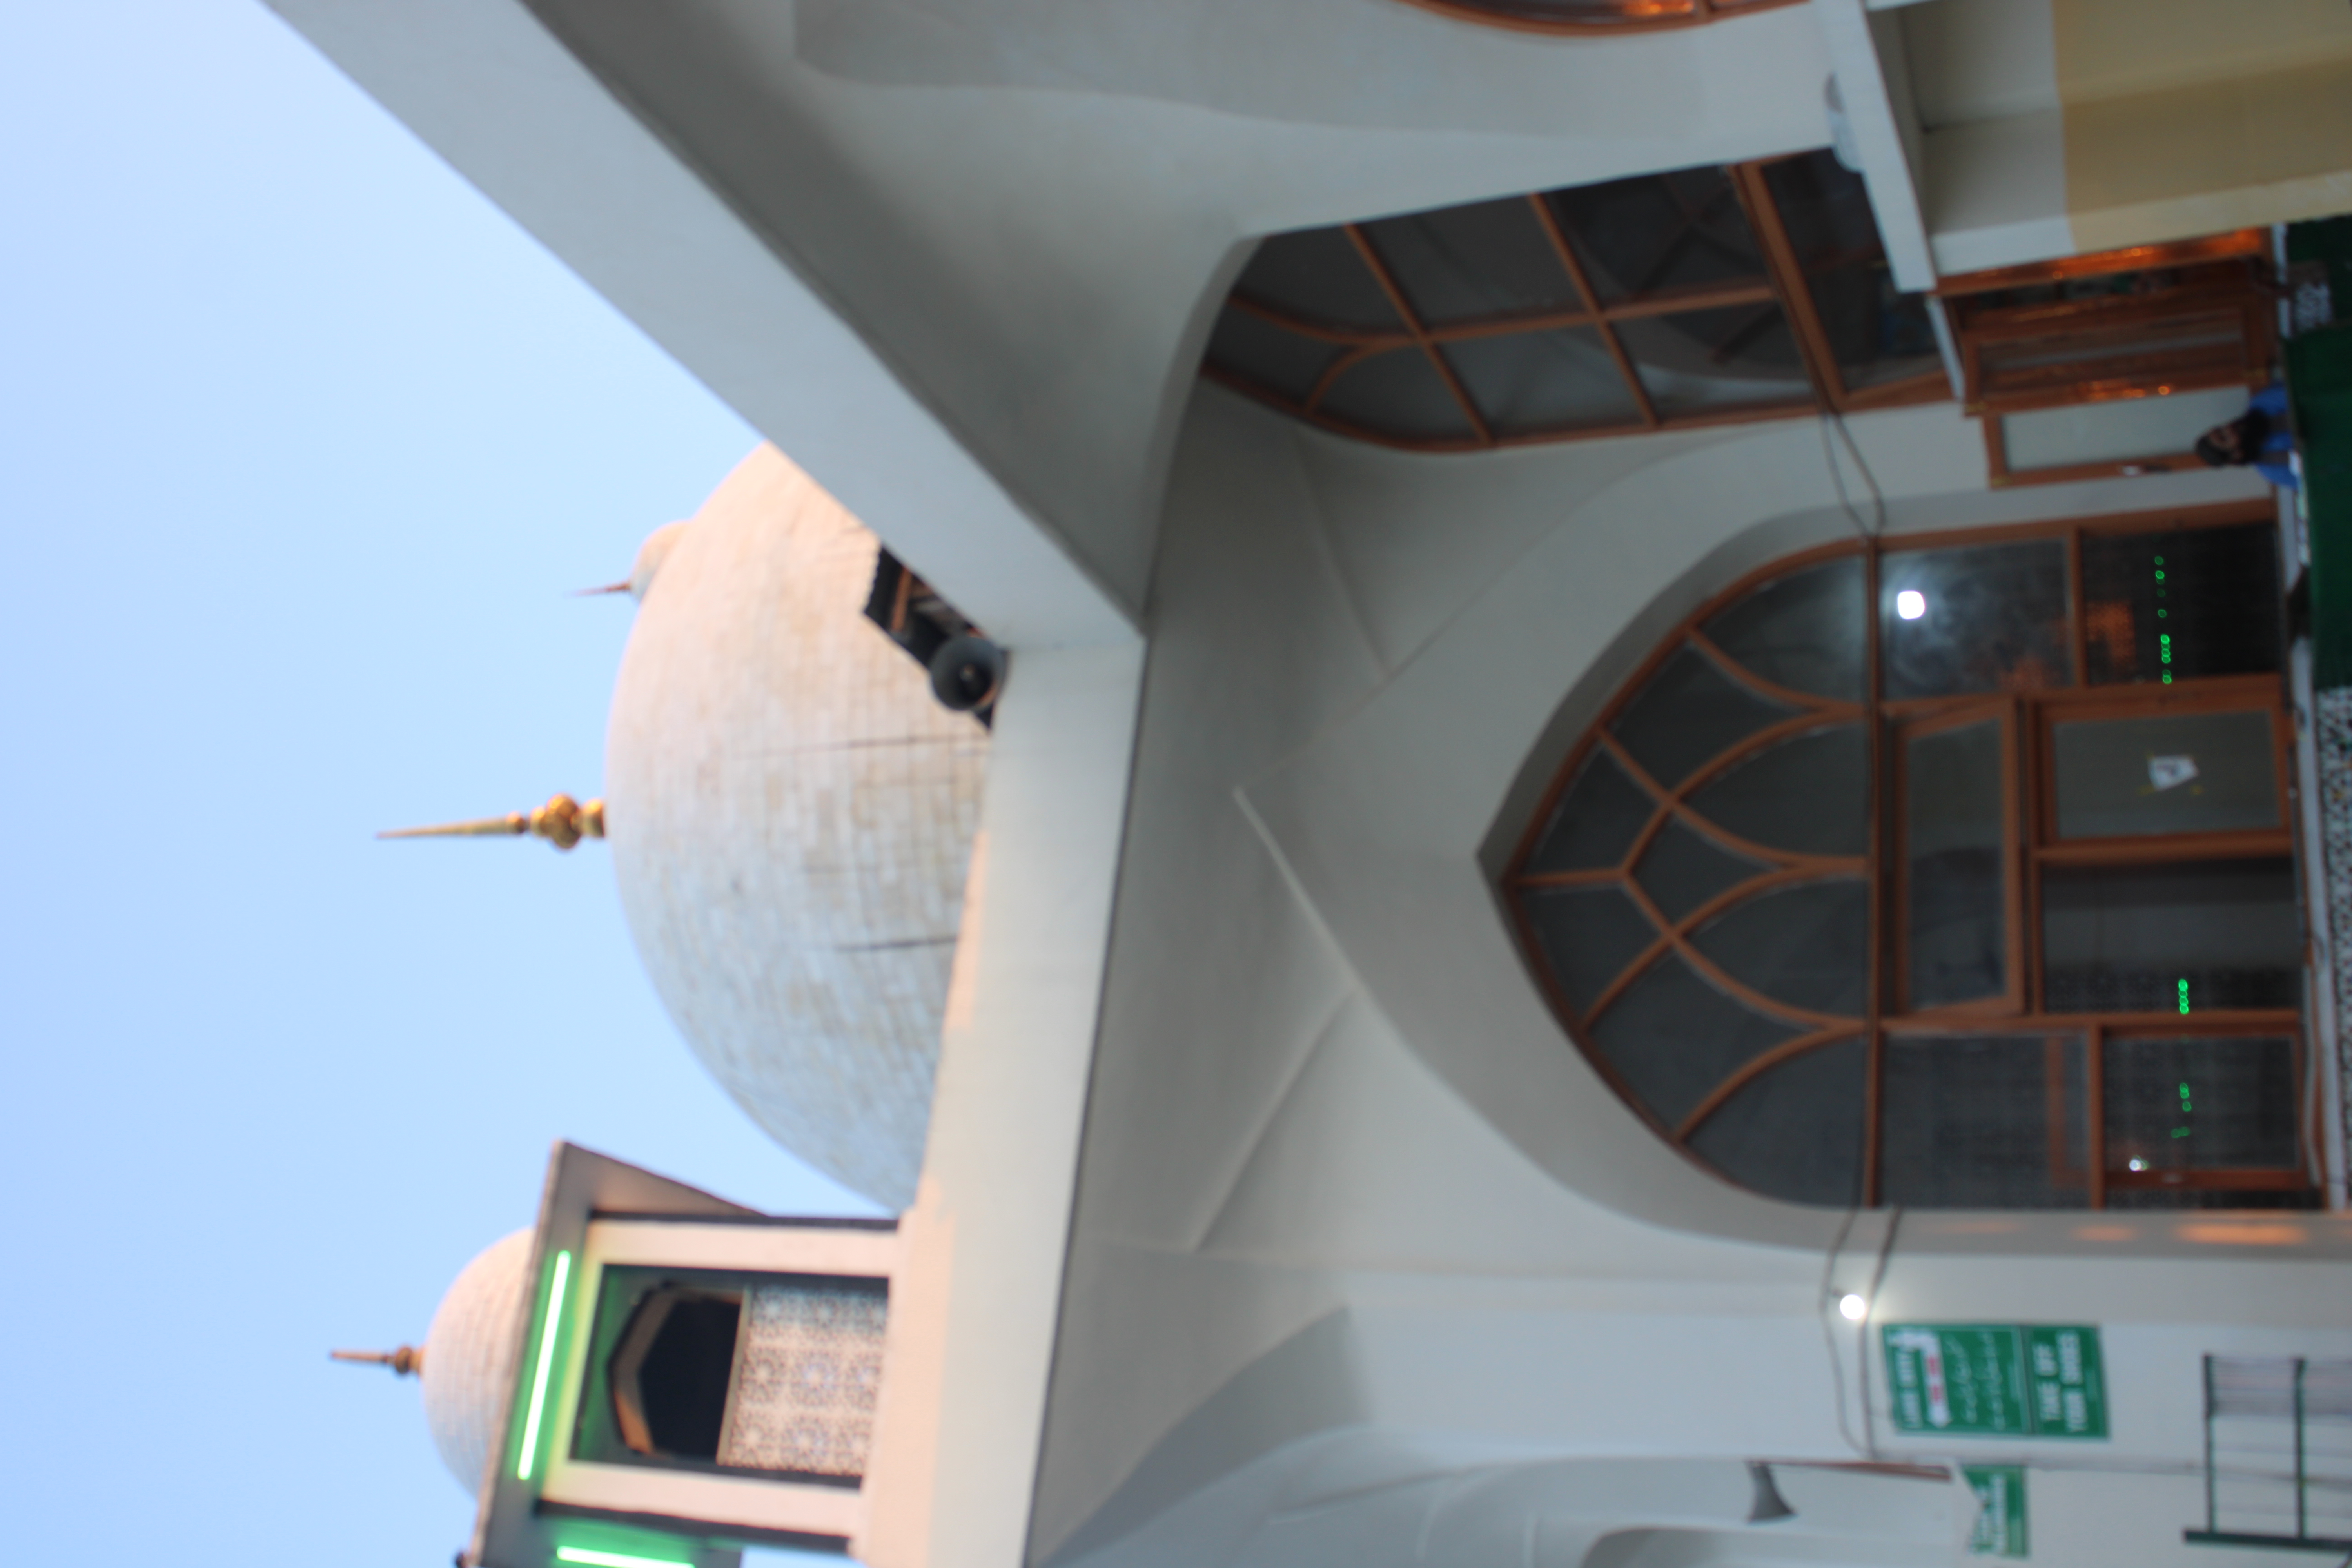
1837,1293 -> 1868,1321
1895,589 -> 1926,621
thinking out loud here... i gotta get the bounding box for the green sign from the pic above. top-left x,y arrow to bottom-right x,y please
1965,1466 -> 2029,1557
1882,1323 -> 2107,1439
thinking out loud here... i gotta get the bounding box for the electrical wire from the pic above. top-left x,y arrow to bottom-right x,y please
1820,409 -> 1889,540
1818,1203 -> 1867,1456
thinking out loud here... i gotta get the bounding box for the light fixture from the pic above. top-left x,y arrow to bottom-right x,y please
1895,589 -> 1926,621
2129,1158 -> 2146,1171
517,1249 -> 574,1481
1837,1292 -> 1868,1321
554,1549 -> 694,1568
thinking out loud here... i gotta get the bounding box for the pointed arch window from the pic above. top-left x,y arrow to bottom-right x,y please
1505,507 -> 2316,1209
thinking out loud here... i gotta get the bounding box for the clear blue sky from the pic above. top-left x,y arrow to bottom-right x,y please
0,3 -> 877,1563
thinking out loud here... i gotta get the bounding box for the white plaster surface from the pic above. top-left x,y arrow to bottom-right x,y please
420,1228 -> 531,1494
606,445 -> 987,1209
1032,385 -> 2352,1568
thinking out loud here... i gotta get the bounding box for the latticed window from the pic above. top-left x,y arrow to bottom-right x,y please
1396,0 -> 1797,34
1201,151 -> 1945,451
1504,506 -> 2314,1209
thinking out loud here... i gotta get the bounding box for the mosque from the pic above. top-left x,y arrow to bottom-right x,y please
281,0 -> 2352,1565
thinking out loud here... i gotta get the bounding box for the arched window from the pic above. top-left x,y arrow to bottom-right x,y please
1504,507 -> 2315,1210
1201,151 -> 1945,450
1396,0 -> 1798,35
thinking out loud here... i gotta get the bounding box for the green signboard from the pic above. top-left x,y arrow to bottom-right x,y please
1882,1323 -> 2107,1439
1965,1466 -> 2029,1557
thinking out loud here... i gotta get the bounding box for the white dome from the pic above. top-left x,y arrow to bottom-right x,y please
605,445 -> 988,1208
421,1229 -> 532,1494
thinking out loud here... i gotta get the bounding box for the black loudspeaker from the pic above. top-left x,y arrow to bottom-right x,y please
928,634 -> 1005,713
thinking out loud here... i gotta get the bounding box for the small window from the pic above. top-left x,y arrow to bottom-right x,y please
1938,232 -> 2276,486
1505,507 -> 2312,1209
573,1266 -> 889,1484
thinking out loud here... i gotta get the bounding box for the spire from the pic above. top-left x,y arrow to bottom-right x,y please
575,519 -> 687,601
332,1345 -> 425,1376
378,793 -> 607,851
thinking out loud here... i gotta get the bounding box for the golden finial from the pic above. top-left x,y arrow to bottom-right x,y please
332,1345 -> 424,1376
378,793 -> 607,851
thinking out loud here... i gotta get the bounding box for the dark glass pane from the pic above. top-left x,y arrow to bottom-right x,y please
1548,166 -> 1764,305
1318,349 -> 1478,442
2042,858 -> 2301,1012
1702,555 -> 1866,701
1610,644 -> 1796,789
1634,816 -> 1765,922
1687,1038 -> 1866,1207
2105,1036 -> 2299,1172
1232,227 -> 1400,331
1880,1034 -> 2089,1208
1882,540 -> 2074,698
1690,878 -> 1868,1015
1443,329 -> 1644,435
1618,303 -> 1811,417
1761,150 -> 1939,392
1202,307 -> 1345,404
1906,720 -> 2007,1008
2080,522 -> 2283,684
1361,197 -> 1581,327
1523,883 -> 1659,1016
1809,266 -> 1940,391
2052,710 -> 2279,839
1588,952 -> 1800,1130
1526,748 -> 1656,874
1687,724 -> 1868,857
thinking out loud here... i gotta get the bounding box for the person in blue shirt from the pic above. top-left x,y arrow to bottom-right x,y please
2195,381 -> 2299,489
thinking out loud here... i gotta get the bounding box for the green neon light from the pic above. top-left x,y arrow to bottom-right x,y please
517,1249 -> 573,1482
554,1549 -> 693,1568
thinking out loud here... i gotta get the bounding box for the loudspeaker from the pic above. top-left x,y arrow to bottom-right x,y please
928,634 -> 1005,713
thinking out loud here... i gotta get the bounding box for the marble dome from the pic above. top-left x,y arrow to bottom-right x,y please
421,1229 -> 532,1492
604,445 -> 989,1208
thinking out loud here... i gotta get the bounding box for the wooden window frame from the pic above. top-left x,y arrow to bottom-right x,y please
1204,152 -> 1949,454
1503,498 -> 2314,1208
1938,232 -> 2278,488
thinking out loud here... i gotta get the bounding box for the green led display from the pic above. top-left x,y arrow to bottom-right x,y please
517,1249 -> 573,1482
2156,555 -> 2172,680
2177,977 -> 2191,1016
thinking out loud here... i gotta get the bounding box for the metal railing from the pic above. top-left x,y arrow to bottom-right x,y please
2188,1356 -> 2352,1552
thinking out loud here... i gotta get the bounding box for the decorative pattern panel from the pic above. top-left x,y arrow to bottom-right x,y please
716,1283 -> 888,1479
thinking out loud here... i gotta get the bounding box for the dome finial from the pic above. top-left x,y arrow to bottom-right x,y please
575,520 -> 688,601
332,1345 -> 424,1376
378,793 -> 607,851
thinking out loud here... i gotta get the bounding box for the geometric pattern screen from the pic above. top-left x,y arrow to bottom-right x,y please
717,1283 -> 888,1480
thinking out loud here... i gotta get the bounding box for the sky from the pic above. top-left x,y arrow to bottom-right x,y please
0,2 -> 875,1563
